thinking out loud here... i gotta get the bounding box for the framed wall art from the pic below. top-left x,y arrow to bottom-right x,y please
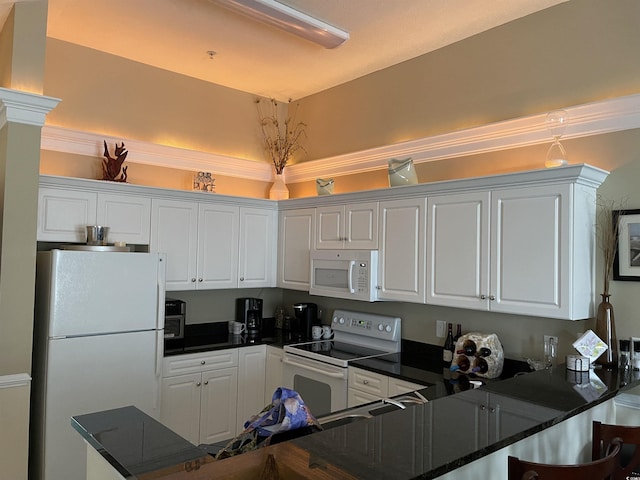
613,209 -> 640,281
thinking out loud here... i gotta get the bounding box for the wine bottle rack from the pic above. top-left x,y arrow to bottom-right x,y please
451,332 -> 504,379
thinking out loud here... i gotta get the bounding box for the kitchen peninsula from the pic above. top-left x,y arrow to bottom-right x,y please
73,359 -> 636,480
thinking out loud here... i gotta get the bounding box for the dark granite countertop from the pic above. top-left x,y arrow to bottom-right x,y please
73,356 -> 640,479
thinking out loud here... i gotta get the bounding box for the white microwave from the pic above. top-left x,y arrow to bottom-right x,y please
309,250 -> 378,302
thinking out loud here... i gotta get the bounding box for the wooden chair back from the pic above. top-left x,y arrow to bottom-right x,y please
593,420 -> 640,480
508,437 -> 622,480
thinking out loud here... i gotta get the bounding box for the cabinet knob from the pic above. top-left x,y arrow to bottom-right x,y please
196,382 -> 201,387
480,294 -> 487,300
204,380 -> 209,385
489,295 -> 496,301
362,380 -> 369,385
488,407 -> 496,413
191,278 -> 196,283
198,278 -> 203,282
201,360 -> 206,365
240,277 -> 244,282
480,404 -> 487,411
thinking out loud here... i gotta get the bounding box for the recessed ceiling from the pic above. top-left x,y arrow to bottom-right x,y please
4,0 -> 566,100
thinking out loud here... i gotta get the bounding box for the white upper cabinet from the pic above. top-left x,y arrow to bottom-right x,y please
427,184 -> 594,319
490,184 -> 578,318
97,193 -> 151,245
238,207 -> 277,288
151,199 -> 276,291
37,187 -> 150,245
150,199 -> 199,290
278,208 -> 316,291
377,197 -> 426,303
198,203 -> 239,289
427,191 -> 490,310
316,202 -> 378,250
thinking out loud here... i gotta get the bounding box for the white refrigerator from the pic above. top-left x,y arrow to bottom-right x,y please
31,249 -> 166,480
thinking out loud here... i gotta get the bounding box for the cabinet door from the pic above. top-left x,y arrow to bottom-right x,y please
150,199 -> 198,290
348,367 -> 388,398
198,204 -> 239,289
237,345 -> 267,431
490,185 -> 570,317
239,207 -> 276,288
346,202 -> 378,250
37,188 -> 97,242
264,346 -> 284,405
378,198 -> 426,303
199,367 -> 238,444
160,373 -> 202,445
97,193 -> 151,245
316,205 -> 344,249
278,208 -> 316,290
347,387 -> 381,408
387,377 -> 426,396
426,192 -> 490,310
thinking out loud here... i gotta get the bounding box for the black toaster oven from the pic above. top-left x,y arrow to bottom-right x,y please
164,298 -> 185,339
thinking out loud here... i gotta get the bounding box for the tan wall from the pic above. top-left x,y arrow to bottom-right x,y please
0,380 -> 30,480
43,39 -> 266,164
294,0 -> 640,161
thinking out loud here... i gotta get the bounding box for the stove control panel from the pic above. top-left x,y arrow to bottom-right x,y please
331,309 -> 401,343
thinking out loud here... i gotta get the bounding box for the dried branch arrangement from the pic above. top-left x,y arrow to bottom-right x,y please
596,195 -> 626,295
256,98 -> 306,175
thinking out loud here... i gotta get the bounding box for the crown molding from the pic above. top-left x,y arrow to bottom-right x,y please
0,88 -> 60,128
40,93 -> 640,184
41,125 -> 273,181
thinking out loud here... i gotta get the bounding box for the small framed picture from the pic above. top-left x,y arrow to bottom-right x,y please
614,209 -> 640,281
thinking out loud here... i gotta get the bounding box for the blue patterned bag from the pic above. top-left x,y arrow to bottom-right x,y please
215,387 -> 321,459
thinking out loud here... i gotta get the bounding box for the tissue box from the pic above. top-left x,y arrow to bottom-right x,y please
572,330 -> 608,363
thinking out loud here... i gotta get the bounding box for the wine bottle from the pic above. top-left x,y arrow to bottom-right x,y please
472,357 -> 489,374
456,339 -> 477,356
476,347 -> 491,357
443,323 -> 454,366
450,354 -> 471,372
453,323 -> 462,343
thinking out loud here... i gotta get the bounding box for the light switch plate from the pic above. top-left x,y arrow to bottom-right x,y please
436,320 -> 446,338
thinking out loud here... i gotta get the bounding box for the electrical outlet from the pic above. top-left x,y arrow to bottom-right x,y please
436,320 -> 446,338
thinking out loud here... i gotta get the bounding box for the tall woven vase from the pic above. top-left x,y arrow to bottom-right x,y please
594,294 -> 617,368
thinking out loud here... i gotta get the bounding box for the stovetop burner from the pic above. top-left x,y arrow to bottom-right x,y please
283,310 -> 401,367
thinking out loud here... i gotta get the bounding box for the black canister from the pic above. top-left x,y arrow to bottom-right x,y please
292,303 -> 318,340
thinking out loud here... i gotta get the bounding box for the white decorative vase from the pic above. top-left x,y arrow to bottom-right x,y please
269,173 -> 289,200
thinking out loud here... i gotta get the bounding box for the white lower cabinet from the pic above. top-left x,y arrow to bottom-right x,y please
237,345 -> 267,432
264,346 -> 284,405
348,367 -> 426,408
161,349 -> 239,445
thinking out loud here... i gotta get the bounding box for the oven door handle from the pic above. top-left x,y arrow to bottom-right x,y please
282,357 -> 346,378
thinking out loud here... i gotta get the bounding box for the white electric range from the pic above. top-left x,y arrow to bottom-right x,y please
282,309 -> 401,416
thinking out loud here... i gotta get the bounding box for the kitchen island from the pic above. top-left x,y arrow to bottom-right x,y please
72,362 -> 639,479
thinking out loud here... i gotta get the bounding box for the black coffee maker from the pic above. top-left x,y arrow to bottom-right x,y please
236,298 -> 263,335
292,303 -> 318,340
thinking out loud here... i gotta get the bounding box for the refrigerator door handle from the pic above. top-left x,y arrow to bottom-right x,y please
154,330 -> 163,411
156,253 -> 167,331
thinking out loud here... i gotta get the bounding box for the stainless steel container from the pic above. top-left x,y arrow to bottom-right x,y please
86,225 -> 110,245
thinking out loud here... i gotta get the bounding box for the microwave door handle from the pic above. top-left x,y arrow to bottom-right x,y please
348,260 -> 356,293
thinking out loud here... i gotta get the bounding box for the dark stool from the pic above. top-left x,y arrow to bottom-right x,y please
508,436 -> 622,479
593,421 -> 640,480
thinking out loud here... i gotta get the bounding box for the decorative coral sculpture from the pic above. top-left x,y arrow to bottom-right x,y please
102,140 -> 128,182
